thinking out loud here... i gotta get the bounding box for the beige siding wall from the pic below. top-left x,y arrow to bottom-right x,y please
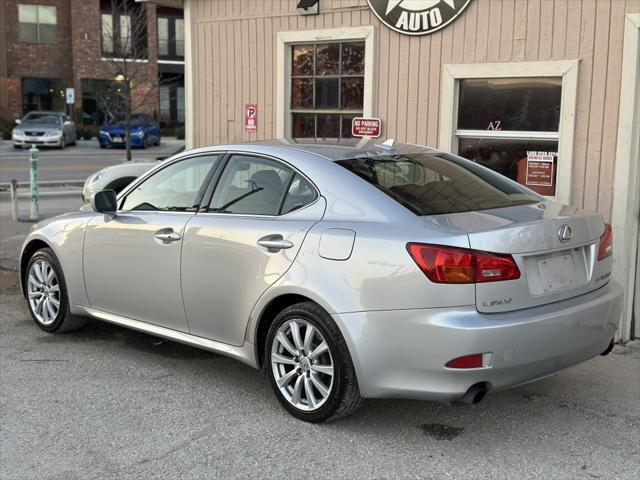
188,0 -> 640,220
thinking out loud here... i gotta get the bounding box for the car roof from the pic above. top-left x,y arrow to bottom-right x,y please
186,138 -> 437,162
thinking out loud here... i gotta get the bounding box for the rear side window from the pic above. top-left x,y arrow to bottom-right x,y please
336,153 -> 541,215
209,155 -> 293,215
281,174 -> 318,214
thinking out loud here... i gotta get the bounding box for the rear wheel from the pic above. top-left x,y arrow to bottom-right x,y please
25,248 -> 85,333
265,302 -> 362,422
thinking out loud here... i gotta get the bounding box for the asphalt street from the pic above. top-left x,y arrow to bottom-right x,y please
0,201 -> 639,480
0,138 -> 184,184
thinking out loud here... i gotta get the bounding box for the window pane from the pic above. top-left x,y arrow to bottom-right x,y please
317,114 -> 340,138
316,43 -> 339,76
292,45 -> 314,76
19,24 -> 38,43
101,14 -> 113,53
336,153 -> 541,215
458,137 -> 559,196
281,174 -> 318,214
291,78 -> 313,109
292,114 -> 315,138
315,78 -> 339,109
159,86 -> 170,118
341,77 -> 364,109
457,78 -> 562,132
157,17 -> 169,56
176,86 -> 185,123
120,15 -> 131,54
341,42 -> 365,75
39,24 -> 56,43
38,6 -> 57,24
175,18 -> 184,56
341,115 -> 356,139
122,155 -> 218,211
18,5 -> 37,23
209,155 -> 293,216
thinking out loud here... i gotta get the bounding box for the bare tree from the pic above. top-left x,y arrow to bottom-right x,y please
85,0 -> 157,161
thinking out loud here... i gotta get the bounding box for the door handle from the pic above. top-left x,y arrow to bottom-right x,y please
154,230 -> 182,243
257,234 -> 294,252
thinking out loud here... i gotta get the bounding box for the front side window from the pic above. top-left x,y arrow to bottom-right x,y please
290,42 -> 364,140
456,77 -> 561,197
336,153 -> 540,216
18,4 -> 57,43
121,155 -> 218,212
209,155 -> 297,216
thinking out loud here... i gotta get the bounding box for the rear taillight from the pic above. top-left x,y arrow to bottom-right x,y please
406,243 -> 521,284
597,223 -> 613,261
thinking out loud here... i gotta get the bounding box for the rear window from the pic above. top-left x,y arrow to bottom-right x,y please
336,153 -> 541,215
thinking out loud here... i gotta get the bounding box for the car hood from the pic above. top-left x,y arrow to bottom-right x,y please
18,123 -> 62,131
102,125 -> 144,134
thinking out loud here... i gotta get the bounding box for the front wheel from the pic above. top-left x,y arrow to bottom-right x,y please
25,248 -> 85,333
265,302 -> 362,422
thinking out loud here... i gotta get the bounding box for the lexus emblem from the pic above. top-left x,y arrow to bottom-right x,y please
558,225 -> 573,242
367,0 -> 473,36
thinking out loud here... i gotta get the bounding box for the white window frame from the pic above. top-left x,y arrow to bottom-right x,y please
611,13 -> 640,341
276,26 -> 376,139
438,60 -> 580,204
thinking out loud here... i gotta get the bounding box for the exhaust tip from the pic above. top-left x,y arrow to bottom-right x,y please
453,382 -> 491,406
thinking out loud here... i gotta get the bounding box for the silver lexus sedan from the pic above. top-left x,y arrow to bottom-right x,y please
19,140 -> 622,422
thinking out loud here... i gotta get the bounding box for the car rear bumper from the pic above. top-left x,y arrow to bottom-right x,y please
334,281 -> 622,401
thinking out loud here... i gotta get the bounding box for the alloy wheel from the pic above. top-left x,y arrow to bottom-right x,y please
271,319 -> 334,411
27,259 -> 61,326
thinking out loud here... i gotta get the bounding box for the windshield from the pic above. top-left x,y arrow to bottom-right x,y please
22,113 -> 61,124
336,152 -> 542,215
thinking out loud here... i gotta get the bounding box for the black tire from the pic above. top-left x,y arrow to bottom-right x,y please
25,248 -> 85,333
100,144 -> 107,149
141,136 -> 148,149
59,135 -> 66,149
265,301 -> 363,423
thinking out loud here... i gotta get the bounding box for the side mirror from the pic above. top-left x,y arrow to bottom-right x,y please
15,119 -> 21,125
91,190 -> 118,217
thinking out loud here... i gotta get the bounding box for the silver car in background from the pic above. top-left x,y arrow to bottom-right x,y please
12,111 -> 77,149
19,140 -> 622,422
82,161 -> 158,203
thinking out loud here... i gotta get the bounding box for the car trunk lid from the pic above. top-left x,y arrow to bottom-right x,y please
423,202 -> 611,313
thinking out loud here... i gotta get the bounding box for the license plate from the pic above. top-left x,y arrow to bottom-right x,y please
111,137 -> 123,143
538,254 -> 577,293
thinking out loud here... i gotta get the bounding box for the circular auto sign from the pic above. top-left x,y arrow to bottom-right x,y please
367,0 -> 473,36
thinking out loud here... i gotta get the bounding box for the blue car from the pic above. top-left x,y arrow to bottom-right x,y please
98,113 -> 161,149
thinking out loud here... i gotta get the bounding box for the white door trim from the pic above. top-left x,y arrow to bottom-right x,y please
183,0 -> 194,149
611,13 -> 640,342
438,60 -> 580,205
276,26 -> 376,139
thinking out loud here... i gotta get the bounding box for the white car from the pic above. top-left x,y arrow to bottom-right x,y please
82,161 -> 158,203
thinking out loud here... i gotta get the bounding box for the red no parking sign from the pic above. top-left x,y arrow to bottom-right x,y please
245,104 -> 257,133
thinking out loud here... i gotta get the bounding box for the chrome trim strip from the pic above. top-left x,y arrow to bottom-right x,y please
78,306 -> 258,368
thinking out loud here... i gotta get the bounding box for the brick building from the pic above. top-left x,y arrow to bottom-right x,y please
0,0 -> 184,127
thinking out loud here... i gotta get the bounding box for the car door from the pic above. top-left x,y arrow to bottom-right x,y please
181,153 -> 325,346
83,153 -> 221,331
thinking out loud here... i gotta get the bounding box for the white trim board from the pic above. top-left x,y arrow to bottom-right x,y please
611,13 -> 640,342
438,60 -> 580,205
276,26 -> 376,139
183,0 -> 194,149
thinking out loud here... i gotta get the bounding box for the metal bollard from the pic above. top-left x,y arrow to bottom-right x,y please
29,145 -> 39,220
10,179 -> 19,222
